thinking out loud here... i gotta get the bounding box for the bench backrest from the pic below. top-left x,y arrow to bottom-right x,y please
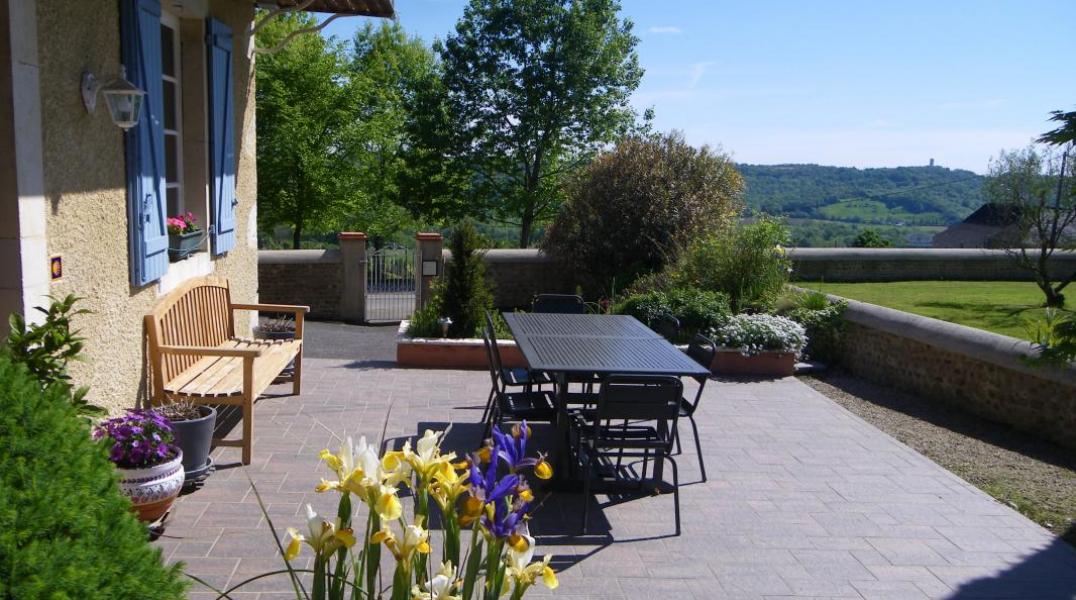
145,276 -> 235,398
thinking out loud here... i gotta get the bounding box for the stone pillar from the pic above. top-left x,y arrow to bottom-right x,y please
339,232 -> 367,324
415,232 -> 444,313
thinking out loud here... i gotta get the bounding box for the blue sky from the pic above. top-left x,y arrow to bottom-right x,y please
320,0 -> 1076,173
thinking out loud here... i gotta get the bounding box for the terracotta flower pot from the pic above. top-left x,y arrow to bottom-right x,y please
710,349 -> 796,377
117,449 -> 185,523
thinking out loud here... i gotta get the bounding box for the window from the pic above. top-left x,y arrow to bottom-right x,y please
160,11 -> 183,218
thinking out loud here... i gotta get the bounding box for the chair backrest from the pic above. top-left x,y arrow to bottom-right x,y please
483,310 -> 505,372
144,276 -> 235,396
532,293 -> 586,314
650,313 -> 681,342
481,325 -> 504,392
595,374 -> 682,423
686,333 -> 717,370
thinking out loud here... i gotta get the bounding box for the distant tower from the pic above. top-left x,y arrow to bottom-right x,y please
929,158 -> 935,167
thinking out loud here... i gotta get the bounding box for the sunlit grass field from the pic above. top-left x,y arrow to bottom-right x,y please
805,281 -> 1072,341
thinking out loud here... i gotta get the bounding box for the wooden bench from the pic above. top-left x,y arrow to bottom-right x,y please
145,276 -> 309,464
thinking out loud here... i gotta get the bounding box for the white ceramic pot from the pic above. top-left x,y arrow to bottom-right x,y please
117,449 -> 184,523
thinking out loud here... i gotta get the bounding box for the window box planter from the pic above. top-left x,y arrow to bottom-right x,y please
396,321 -> 526,369
168,230 -> 201,261
710,348 -> 796,377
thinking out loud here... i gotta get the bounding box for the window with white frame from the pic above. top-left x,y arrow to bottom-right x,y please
160,11 -> 183,218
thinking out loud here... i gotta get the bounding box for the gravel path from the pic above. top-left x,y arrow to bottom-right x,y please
803,373 -> 1076,547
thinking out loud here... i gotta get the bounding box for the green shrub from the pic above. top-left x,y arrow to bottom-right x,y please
673,216 -> 792,312
1025,309 -> 1076,366
407,221 -> 495,339
542,132 -> 744,295
614,287 -> 730,342
779,289 -> 847,363
5,294 -> 104,419
0,355 -> 187,599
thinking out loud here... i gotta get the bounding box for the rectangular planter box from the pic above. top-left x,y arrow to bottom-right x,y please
711,349 -> 796,377
395,321 -> 527,370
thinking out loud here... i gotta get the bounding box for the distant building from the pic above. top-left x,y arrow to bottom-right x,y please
932,203 -> 1024,248
929,158 -> 935,167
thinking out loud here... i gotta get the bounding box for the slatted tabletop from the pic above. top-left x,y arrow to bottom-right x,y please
503,313 -> 709,377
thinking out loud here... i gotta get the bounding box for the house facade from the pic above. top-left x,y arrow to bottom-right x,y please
0,0 -> 392,412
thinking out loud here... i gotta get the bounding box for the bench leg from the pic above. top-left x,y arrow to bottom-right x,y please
242,395 -> 253,465
292,349 -> 303,396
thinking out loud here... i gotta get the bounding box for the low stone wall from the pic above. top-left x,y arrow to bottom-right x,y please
445,249 -> 576,309
790,248 -> 1076,282
834,297 -> 1076,450
258,250 -> 343,320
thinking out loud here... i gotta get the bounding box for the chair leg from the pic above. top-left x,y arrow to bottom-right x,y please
689,415 -> 706,482
667,454 -> 681,536
242,395 -> 254,465
674,428 -> 682,455
581,450 -> 593,535
480,386 -> 495,426
292,349 -> 303,395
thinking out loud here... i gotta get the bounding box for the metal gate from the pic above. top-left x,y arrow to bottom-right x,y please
365,246 -> 416,321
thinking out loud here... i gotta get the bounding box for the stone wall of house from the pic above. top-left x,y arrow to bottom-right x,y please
790,248 -> 1076,282
837,298 -> 1076,450
32,0 -> 259,413
258,250 -> 344,320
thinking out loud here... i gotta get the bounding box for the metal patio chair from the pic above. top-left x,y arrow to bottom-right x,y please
481,325 -> 556,439
676,333 -> 716,482
532,293 -> 587,314
649,313 -> 681,343
569,374 -> 684,535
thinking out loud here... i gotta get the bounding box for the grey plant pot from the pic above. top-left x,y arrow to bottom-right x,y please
170,405 -> 216,482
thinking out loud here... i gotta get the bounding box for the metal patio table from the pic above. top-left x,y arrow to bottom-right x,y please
502,312 -> 710,487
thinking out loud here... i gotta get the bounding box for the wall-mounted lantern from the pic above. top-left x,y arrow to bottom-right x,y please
81,67 -> 146,130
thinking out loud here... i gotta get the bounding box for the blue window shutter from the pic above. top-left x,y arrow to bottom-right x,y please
207,17 -> 236,255
121,0 -> 168,286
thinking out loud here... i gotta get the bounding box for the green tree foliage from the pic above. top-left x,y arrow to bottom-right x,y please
777,290 -> 847,363
256,18 -> 436,247
4,295 -> 103,419
985,146 -> 1075,307
0,355 -> 187,599
345,23 -> 439,245
407,0 -> 644,247
256,12 -> 362,247
738,164 -> 984,225
1038,108 -> 1076,146
673,217 -> 792,312
542,132 -> 744,294
851,228 -> 892,248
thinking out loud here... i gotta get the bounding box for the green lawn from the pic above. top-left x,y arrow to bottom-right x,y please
805,281 -> 1069,340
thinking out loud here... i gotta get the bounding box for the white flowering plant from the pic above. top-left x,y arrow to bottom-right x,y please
710,313 -> 807,357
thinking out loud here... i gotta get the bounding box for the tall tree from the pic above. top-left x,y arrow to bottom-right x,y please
427,0 -> 644,247
255,13 -> 365,248
986,145 -> 1075,307
344,23 -> 439,247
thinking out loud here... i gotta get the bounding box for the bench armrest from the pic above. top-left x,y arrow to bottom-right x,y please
158,345 -> 262,358
231,303 -> 309,314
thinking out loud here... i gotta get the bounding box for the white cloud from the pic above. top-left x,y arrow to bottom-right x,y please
648,26 -> 682,35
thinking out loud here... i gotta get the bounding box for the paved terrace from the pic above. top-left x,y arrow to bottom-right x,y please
155,356 -> 1076,599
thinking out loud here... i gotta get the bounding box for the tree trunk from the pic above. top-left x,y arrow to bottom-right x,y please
518,203 -> 534,248
292,220 -> 303,250
1043,284 -> 1065,308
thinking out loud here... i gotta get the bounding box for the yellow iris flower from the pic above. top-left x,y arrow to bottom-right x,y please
284,504 -> 357,561
316,436 -> 407,521
505,534 -> 558,591
401,428 -> 457,483
371,520 -> 432,563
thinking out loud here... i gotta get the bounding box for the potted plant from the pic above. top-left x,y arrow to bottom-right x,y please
157,401 -> 216,484
255,315 -> 295,340
709,313 -> 807,377
93,409 -> 185,523
167,212 -> 201,261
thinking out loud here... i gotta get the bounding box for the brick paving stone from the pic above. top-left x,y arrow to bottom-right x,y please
154,357 -> 1076,599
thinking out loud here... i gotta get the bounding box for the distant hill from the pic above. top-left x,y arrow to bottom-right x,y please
738,164 -> 985,227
